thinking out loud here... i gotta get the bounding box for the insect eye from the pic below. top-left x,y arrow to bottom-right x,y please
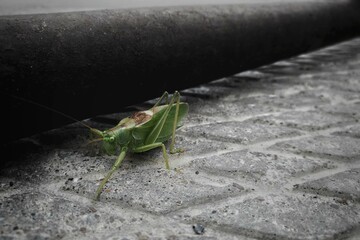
110,136 -> 115,142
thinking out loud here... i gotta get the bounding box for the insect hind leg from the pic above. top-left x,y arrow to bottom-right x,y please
152,91 -> 169,109
170,91 -> 184,154
133,143 -> 170,170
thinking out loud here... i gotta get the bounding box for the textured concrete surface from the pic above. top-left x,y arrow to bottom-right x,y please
1,38 -> 360,239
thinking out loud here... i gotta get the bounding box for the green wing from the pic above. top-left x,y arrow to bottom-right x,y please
131,103 -> 188,147
156,103 -> 188,142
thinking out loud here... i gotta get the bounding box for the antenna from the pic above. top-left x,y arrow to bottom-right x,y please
7,93 -> 94,130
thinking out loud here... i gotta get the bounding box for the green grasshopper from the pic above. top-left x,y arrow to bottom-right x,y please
89,91 -> 188,200
8,91 -> 188,201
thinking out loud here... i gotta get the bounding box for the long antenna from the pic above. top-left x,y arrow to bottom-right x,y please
7,93 -> 93,130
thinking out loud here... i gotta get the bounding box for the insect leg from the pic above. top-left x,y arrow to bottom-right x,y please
133,142 -> 170,169
152,91 -> 169,109
170,91 -> 183,154
94,147 -> 128,201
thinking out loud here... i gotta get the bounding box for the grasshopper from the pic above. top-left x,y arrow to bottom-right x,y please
89,91 -> 188,200
8,91 -> 188,201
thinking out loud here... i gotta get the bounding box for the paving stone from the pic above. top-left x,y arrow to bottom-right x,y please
296,39 -> 360,66
133,134 -> 230,165
254,110 -> 355,131
0,150 -> 110,184
182,111 -> 218,126
288,57 -> 320,70
193,194 -> 360,240
299,70 -> 360,95
182,120 -> 301,144
188,97 -> 275,120
186,76 -> 334,120
344,229 -> 360,240
233,70 -> 273,80
1,133 -> 229,187
61,168 -> 246,214
0,177 -> 27,193
189,89 -> 332,119
318,103 -> 360,120
83,225 -> 243,240
209,75 -> 285,96
210,75 -> 265,89
332,124 -> 360,139
0,192 -> 136,239
270,135 -> 360,161
243,90 -> 331,111
181,84 -> 235,99
0,192 -> 225,240
274,76 -> 357,107
188,150 -> 335,186
295,168 -> 360,202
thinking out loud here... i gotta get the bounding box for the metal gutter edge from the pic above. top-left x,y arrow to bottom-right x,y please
1,0 -> 360,142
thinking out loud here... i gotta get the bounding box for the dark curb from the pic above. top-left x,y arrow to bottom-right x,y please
1,0 -> 360,142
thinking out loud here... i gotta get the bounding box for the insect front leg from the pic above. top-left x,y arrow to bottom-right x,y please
94,147 -> 128,201
133,143 -> 170,170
